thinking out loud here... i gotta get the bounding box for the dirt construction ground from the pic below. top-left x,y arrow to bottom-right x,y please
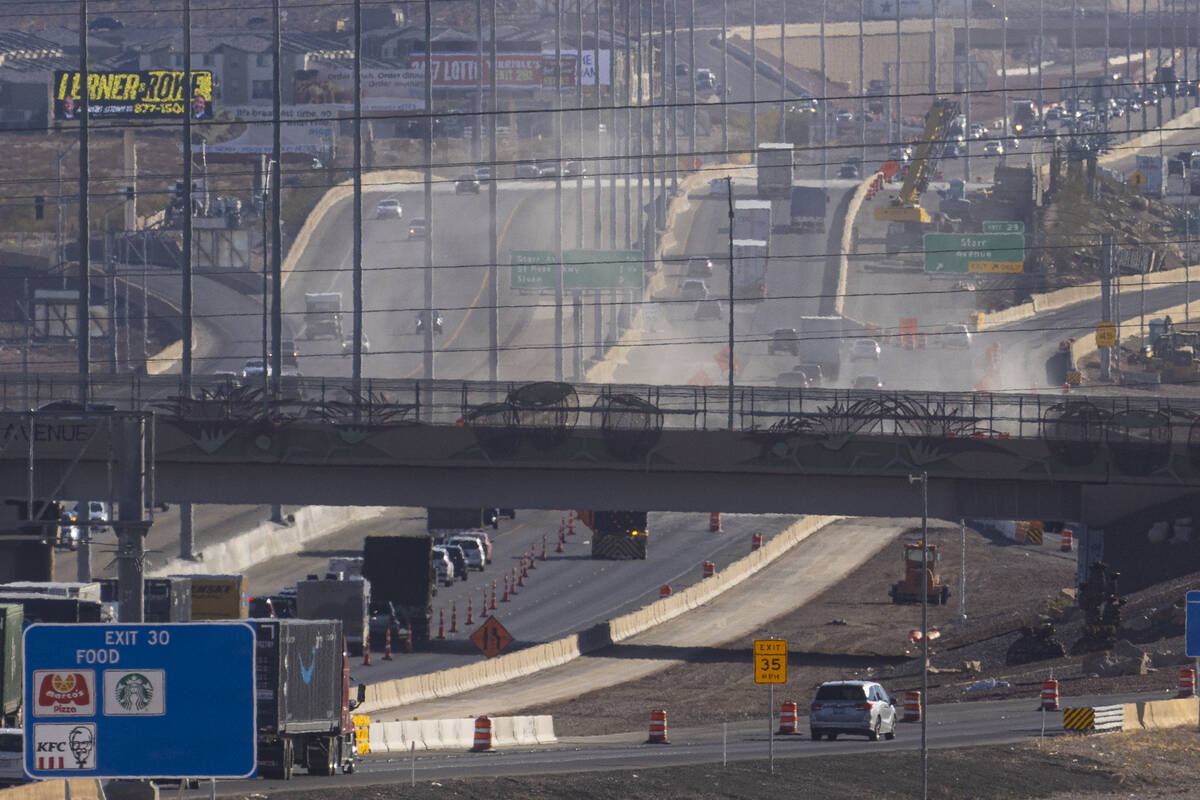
255,729 -> 1200,799
261,518 -> 1200,799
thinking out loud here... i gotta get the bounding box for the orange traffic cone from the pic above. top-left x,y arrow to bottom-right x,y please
450,601 -> 458,633
490,580 -> 498,610
437,609 -> 445,639
556,531 -> 565,553
541,535 -> 548,561
383,627 -> 394,660
465,596 -> 474,625
404,627 -> 413,654
480,589 -> 489,618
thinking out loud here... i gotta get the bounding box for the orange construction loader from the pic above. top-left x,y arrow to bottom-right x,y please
889,542 -> 950,605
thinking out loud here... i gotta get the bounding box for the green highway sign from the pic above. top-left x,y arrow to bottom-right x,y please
511,249 -> 644,290
982,220 -> 1024,234
923,232 -> 1025,274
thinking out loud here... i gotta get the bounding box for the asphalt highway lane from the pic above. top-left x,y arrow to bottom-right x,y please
194,688 -> 1174,792
239,507 -> 807,684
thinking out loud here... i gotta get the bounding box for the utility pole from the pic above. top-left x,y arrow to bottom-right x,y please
182,0 -> 193,397
821,0 -> 827,180
1000,0 -> 1008,164
116,414 -> 148,623
1038,0 -> 1045,133
721,0 -> 728,159
611,0 -> 619,250
670,0 -> 678,195
423,0 -> 435,383
1127,0 -> 1133,140
577,0 -> 585,248
778,5 -> 786,142
963,0 -> 971,183
474,0 -> 483,164
270,0 -> 282,400
895,0 -> 902,145
555,0 -> 565,382
750,0 -> 757,158
908,471 -> 930,800
595,0 -> 605,247
488,0 -> 499,382
859,0 -> 866,169
352,0 -> 364,399
77,0 -> 90,407
688,0 -> 696,171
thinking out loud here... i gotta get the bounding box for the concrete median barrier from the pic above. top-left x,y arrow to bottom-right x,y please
835,174 -> 882,318
1123,696 -> 1199,730
975,265 -> 1198,334
359,515 -> 840,713
146,504 -> 389,577
368,715 -> 554,752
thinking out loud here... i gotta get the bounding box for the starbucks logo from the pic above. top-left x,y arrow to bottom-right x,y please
115,673 -> 154,711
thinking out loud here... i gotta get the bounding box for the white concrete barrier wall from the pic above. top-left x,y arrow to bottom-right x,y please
368,715 -> 555,752
835,173 -> 882,318
147,505 -> 390,577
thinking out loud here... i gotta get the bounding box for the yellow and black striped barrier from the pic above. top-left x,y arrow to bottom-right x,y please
1062,704 -> 1124,734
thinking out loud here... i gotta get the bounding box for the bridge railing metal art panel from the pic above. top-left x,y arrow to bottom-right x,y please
3,373 -> 1200,486
1,372 -> 1198,440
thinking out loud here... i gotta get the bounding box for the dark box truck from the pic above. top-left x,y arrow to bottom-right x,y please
99,577 -> 192,622
0,604 -> 21,727
361,535 -> 435,647
254,618 -> 359,780
0,594 -> 102,623
295,575 -> 370,656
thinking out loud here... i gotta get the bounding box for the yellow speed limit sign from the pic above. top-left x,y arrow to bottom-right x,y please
754,639 -> 788,684
1096,321 -> 1117,348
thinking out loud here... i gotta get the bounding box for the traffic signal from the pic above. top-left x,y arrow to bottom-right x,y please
34,195 -> 44,220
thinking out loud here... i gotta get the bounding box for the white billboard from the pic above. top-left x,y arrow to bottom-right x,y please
206,106 -> 335,154
555,49 -> 612,86
303,68 -> 424,111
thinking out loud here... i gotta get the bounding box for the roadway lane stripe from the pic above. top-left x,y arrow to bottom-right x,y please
403,193 -> 530,379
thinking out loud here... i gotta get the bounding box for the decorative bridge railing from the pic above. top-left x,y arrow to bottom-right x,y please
0,372 -> 1195,450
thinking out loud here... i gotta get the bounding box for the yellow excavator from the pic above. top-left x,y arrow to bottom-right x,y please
874,98 -> 960,225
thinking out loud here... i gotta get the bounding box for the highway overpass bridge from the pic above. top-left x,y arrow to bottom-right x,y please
1,373 -> 1197,530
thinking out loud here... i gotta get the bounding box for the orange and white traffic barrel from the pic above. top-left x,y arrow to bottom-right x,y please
709,512 -> 722,532
1040,679 -> 1059,711
1179,668 -> 1196,698
472,716 -> 493,751
702,560 -> 716,579
777,701 -> 799,734
659,584 -> 673,599
751,532 -> 763,551
903,690 -> 922,722
1061,528 -> 1073,552
646,709 -> 669,744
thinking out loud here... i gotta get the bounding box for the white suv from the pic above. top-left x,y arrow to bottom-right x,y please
431,546 -> 456,587
809,680 -> 897,741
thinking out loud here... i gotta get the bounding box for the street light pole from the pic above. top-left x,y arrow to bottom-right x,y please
907,470 -> 930,800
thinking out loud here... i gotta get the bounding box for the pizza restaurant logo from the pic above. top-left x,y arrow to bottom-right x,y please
34,671 -> 96,716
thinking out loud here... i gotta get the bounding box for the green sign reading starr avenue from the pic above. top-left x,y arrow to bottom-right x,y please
923,232 -> 1025,274
511,249 -> 644,290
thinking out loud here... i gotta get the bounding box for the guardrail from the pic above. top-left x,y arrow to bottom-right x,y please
4,372 -> 1200,443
